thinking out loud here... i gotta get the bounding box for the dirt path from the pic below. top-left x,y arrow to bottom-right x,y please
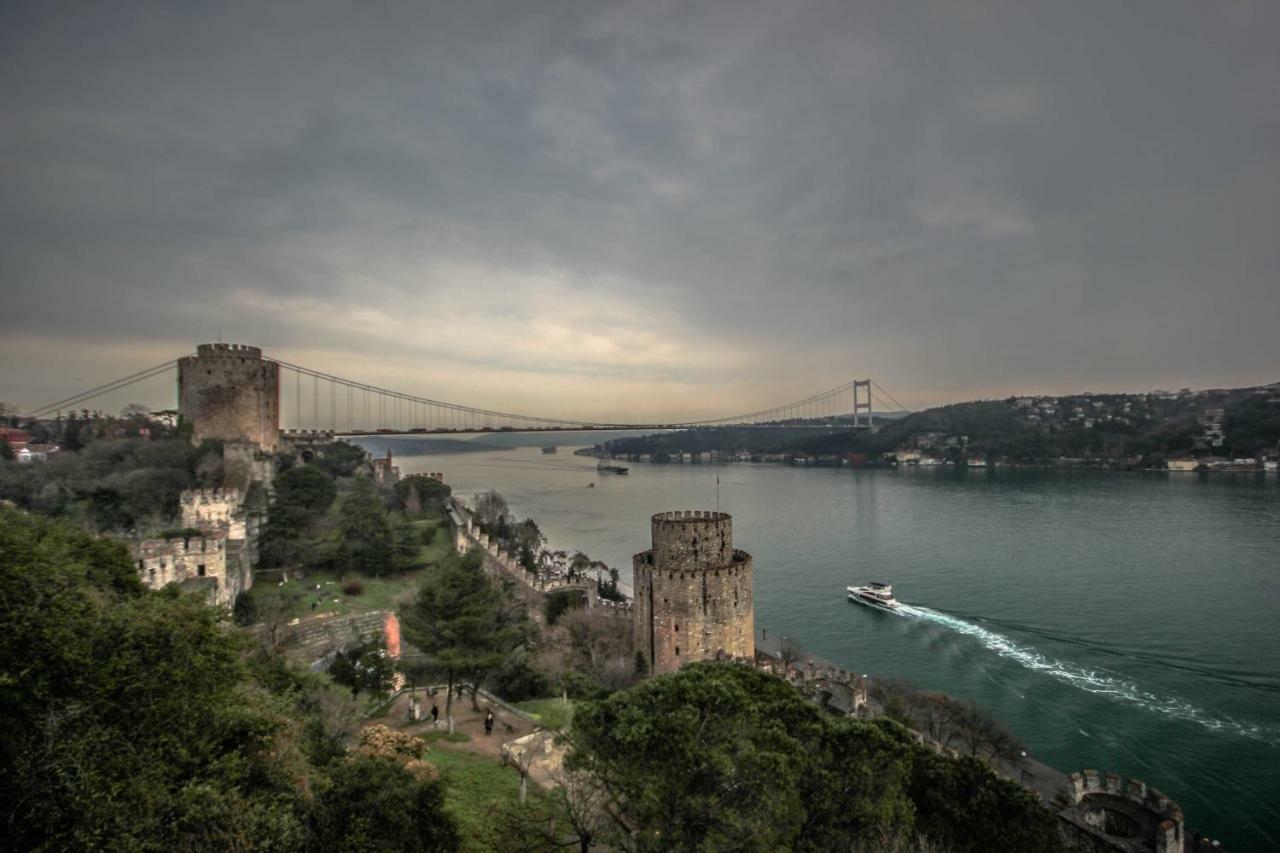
371,690 -> 537,760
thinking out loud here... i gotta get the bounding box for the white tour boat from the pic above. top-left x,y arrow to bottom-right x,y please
847,582 -> 900,610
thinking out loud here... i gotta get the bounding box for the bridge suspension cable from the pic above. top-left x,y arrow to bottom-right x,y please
17,350 -> 909,433
23,359 -> 183,419
871,380 -> 911,414
669,379 -> 859,427
273,360 -> 877,433
273,360 -> 613,431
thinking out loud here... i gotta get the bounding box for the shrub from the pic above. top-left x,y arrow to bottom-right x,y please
342,578 -> 364,596
232,591 -> 256,626
486,650 -> 552,702
544,589 -> 583,625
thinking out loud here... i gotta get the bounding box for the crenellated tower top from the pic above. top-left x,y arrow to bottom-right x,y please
196,343 -> 263,358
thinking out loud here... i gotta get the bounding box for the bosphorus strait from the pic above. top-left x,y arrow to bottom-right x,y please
383,435 -> 1280,850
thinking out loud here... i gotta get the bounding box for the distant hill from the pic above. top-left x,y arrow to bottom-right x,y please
600,383 -> 1280,466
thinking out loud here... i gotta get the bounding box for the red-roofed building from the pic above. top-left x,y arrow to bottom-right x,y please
1,427 -> 30,452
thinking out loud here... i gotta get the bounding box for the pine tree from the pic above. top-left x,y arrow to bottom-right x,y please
400,549 -> 517,733
338,476 -> 393,576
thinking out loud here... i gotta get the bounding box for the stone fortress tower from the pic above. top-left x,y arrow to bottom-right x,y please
178,344 -> 280,451
633,511 -> 754,676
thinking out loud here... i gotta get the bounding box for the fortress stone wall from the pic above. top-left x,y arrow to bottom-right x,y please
633,511 -> 754,675
134,479 -> 263,607
132,535 -> 228,603
181,487 -> 247,539
179,343 -> 280,451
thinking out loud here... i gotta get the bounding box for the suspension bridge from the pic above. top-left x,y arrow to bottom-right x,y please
19,345 -> 910,435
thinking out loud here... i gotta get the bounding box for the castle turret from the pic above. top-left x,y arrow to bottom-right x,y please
1056,769 -> 1186,852
633,511 -> 754,675
178,344 -> 280,451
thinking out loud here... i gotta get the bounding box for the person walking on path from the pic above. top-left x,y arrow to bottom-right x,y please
484,711 -> 494,736
431,703 -> 439,728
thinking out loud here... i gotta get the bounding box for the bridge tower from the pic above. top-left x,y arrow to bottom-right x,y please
632,511 -> 755,676
178,344 -> 280,451
852,378 -> 873,428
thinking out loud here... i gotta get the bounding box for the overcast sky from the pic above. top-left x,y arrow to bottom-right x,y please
2,1 -> 1277,421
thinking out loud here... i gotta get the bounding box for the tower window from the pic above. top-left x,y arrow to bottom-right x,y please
197,564 -> 206,577
675,624 -> 679,632
675,646 -> 680,655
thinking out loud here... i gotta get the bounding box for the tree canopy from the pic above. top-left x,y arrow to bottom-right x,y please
568,662 -> 1059,852
0,506 -> 458,851
0,436 -> 224,531
261,464 -> 338,567
400,548 -> 523,731
394,474 -> 452,514
337,475 -> 393,576
311,755 -> 457,852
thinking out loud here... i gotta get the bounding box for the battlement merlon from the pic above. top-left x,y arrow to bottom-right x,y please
181,487 -> 246,504
131,535 -> 227,559
196,343 -> 263,358
649,510 -> 735,570
281,429 -> 336,441
1059,768 -> 1184,851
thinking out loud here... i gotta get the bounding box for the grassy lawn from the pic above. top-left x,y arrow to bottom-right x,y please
248,569 -> 423,619
514,697 -> 576,730
248,516 -> 455,620
420,730 -> 471,746
412,517 -> 454,567
428,749 -> 532,852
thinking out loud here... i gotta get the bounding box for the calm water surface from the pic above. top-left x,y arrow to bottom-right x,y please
361,434 -> 1280,850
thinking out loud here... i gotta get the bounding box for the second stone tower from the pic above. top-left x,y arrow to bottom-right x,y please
632,510 -> 754,676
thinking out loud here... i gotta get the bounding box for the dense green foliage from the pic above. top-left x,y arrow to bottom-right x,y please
259,454 -> 432,579
395,473 -> 453,514
569,663 -> 1059,852
338,476 -> 395,576
328,636 -> 398,698
0,437 -> 225,531
0,506 -> 458,851
1224,395 -> 1280,455
301,440 -> 371,479
260,464 -> 338,567
544,589 -> 584,625
312,755 -> 458,852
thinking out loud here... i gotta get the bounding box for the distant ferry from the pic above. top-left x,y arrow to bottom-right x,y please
542,446 -> 557,454
847,582 -> 900,609
597,462 -> 629,475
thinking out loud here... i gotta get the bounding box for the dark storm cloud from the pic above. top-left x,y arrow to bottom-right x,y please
2,1 -> 1277,415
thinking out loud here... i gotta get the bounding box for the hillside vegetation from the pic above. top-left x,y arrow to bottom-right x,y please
602,382 -> 1280,466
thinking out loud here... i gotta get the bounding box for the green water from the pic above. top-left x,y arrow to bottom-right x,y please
372,436 -> 1280,850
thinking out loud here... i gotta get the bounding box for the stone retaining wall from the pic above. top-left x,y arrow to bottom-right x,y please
251,609 -> 400,667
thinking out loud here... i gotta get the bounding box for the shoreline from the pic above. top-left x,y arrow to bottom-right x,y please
576,448 -> 1278,475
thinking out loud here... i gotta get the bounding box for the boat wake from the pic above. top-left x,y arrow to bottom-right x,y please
892,603 -> 1280,746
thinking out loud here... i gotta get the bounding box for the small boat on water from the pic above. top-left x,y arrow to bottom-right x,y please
542,446 -> 557,454
847,582 -> 900,609
597,462 -> 629,475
